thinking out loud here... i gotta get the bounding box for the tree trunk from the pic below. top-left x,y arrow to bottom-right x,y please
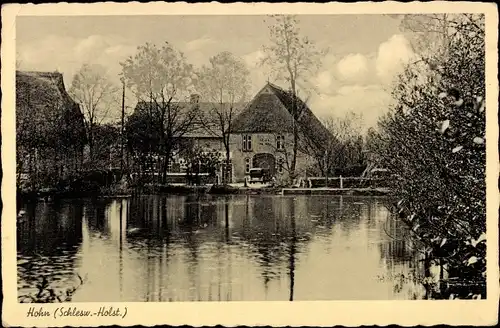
224,143 -> 231,185
325,152 -> 329,188
290,82 -> 298,183
87,126 -> 94,164
291,122 -> 298,181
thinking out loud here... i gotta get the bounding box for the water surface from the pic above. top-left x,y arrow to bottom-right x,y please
17,194 -> 427,301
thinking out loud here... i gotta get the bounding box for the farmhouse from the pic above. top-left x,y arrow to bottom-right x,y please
130,82 -> 332,183
230,82 -> 332,183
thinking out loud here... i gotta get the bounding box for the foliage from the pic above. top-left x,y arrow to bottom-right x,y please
195,51 -> 250,105
194,51 -> 251,183
121,42 -> 193,101
69,64 -> 119,161
376,14 -> 486,299
121,42 -> 198,183
261,15 -> 325,181
87,123 -> 121,170
125,108 -> 160,158
261,15 -> 324,86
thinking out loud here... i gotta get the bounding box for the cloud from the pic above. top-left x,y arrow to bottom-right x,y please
242,50 -> 266,69
17,34 -> 135,87
313,52 -> 377,96
336,53 -> 369,82
321,53 -> 338,68
184,36 -> 216,52
314,70 -> 337,95
309,84 -> 394,129
74,35 -> 110,62
336,84 -> 382,96
309,35 -> 414,126
375,34 -> 414,84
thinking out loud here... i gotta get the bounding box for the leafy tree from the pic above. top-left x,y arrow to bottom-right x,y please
91,124 -> 121,170
195,51 -> 251,184
125,105 -> 164,178
363,126 -> 386,175
376,14 -> 485,299
121,42 -> 198,183
69,64 -> 119,163
261,15 -> 325,182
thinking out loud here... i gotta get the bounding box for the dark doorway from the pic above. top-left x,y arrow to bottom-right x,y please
252,153 -> 276,177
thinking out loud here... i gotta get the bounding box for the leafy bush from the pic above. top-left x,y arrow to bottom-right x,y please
376,14 -> 486,299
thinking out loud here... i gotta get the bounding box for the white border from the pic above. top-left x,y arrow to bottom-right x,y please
2,2 -> 499,326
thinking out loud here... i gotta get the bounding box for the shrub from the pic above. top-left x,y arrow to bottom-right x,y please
376,14 -> 486,299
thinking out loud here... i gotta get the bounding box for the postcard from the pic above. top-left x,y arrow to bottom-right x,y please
2,1 -> 499,327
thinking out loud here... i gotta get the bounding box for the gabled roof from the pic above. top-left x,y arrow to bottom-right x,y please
231,82 -> 333,151
230,84 -> 295,134
133,100 -> 247,138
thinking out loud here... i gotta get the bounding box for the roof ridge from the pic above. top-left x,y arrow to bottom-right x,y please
267,82 -> 288,94
266,82 -> 300,123
17,70 -> 62,76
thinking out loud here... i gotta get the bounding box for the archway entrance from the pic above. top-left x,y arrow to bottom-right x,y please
252,153 -> 276,177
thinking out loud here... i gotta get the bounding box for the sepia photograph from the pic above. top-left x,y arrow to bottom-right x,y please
2,2 -> 499,327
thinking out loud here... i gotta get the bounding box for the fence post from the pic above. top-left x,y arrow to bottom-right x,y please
340,175 -> 343,189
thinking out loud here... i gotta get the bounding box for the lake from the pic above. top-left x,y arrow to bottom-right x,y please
17,194 -> 429,301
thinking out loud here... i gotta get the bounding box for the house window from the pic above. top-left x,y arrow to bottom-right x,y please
277,158 -> 284,173
245,158 -> 251,174
242,135 -> 252,151
276,135 -> 285,150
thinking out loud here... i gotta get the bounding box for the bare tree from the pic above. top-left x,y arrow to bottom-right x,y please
120,42 -> 197,183
261,15 -> 325,182
195,51 -> 250,184
302,111 -> 365,182
69,64 -> 119,163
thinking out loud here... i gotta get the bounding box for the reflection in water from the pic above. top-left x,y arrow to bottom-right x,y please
17,195 -> 427,301
289,198 -> 296,302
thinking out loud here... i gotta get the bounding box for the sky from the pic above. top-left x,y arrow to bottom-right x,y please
16,15 -> 415,128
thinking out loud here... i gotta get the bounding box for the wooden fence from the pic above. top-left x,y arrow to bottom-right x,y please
307,176 -> 389,189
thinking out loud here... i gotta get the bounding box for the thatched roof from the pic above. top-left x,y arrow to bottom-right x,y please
16,71 -> 86,150
231,82 -> 333,151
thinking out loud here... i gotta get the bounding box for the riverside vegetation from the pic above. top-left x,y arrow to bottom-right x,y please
368,14 -> 486,299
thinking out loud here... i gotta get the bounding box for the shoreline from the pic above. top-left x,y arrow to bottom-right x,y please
17,184 -> 390,201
